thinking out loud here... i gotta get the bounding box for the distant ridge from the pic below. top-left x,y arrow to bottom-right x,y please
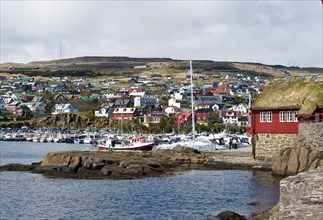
0,56 -> 322,77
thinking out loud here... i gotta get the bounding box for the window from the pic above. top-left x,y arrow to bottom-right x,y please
266,112 -> 272,122
280,111 -> 285,122
287,111 -> 293,122
260,112 -> 266,122
260,111 -> 272,122
294,112 -> 298,122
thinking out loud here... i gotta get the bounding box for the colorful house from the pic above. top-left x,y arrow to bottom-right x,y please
175,112 -> 192,129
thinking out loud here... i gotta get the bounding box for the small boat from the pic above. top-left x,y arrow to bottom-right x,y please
32,136 -> 40,142
4,134 -> 27,142
26,135 -> 33,142
74,139 -> 84,144
53,137 -> 66,143
95,136 -> 154,151
40,136 -> 48,142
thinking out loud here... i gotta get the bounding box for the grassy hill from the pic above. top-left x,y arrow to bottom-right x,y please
1,56 -> 321,79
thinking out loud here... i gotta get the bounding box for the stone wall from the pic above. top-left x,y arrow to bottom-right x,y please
299,123 -> 323,151
269,166 -> 323,220
255,133 -> 298,160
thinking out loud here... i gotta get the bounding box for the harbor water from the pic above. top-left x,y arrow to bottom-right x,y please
0,141 -> 281,219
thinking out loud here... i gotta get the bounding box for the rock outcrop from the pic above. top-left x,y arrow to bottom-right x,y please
272,142 -> 322,177
269,166 -> 323,220
216,211 -> 246,220
1,146 -> 270,179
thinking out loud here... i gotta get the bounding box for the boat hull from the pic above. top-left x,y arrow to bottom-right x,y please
98,143 -> 154,151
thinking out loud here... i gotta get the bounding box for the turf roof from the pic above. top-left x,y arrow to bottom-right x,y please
252,76 -> 323,115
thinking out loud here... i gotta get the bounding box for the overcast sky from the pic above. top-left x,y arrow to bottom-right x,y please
1,1 -> 322,67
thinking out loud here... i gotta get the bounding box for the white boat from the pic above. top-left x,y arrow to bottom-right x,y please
83,134 -> 102,144
95,136 -> 155,151
156,61 -> 227,152
156,134 -> 226,151
4,134 -> 26,142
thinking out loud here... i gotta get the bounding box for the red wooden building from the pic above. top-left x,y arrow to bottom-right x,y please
250,77 -> 323,159
175,112 -> 192,129
251,107 -> 300,134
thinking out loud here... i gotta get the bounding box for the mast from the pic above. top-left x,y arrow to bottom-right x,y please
190,60 -> 195,142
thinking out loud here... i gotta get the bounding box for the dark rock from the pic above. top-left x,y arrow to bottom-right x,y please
0,163 -> 34,172
217,211 -> 246,220
100,164 -> 116,176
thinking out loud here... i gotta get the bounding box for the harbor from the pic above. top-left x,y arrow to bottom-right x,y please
0,126 -> 252,150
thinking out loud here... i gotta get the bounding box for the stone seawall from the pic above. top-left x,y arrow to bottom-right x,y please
255,133 -> 298,160
299,123 -> 323,152
269,166 -> 323,220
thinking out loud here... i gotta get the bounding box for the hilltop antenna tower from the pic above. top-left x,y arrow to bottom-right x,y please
59,41 -> 63,60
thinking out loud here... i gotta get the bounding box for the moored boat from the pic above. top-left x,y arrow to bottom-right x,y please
4,134 -> 27,142
95,136 -> 154,151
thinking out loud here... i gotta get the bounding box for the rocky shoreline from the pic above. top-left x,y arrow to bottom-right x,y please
2,146 -> 321,220
0,146 -> 271,179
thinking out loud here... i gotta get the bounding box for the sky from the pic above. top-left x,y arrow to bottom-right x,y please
1,1 -> 322,67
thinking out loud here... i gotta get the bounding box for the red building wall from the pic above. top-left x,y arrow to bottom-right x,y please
253,110 -> 299,134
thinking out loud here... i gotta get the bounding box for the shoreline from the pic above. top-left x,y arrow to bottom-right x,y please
0,146 -> 271,179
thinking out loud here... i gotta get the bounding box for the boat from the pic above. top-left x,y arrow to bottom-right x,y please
83,134 -> 102,144
95,136 -> 155,151
4,134 -> 27,142
26,135 -> 34,142
156,61 -> 227,152
32,136 -> 41,142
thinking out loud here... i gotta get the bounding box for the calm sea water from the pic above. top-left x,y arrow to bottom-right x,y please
0,141 -> 281,220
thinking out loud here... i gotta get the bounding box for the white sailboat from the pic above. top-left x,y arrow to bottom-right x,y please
156,61 -> 226,152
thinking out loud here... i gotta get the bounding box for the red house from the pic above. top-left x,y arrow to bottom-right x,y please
195,108 -> 213,125
250,77 -> 323,160
175,112 -> 192,129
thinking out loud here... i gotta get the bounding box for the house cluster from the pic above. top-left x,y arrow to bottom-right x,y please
0,72 -> 267,130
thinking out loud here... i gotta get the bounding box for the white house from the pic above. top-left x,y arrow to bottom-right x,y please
134,97 -> 158,107
129,90 -> 146,97
24,102 -> 47,114
95,108 -> 112,117
105,92 -> 122,99
174,92 -> 184,100
228,103 -> 249,114
165,106 -> 181,116
222,111 -> 240,125
52,103 -> 78,115
168,98 -> 181,108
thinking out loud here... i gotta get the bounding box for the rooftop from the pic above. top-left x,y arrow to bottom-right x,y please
252,75 -> 323,115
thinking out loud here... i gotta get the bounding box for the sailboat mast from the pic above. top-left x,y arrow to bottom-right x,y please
190,60 -> 195,142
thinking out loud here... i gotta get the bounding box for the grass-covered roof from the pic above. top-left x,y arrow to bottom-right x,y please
252,76 -> 323,115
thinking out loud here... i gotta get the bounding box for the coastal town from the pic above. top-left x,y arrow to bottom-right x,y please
1,1 -> 322,220
0,59 -> 322,154
1,58 -> 322,220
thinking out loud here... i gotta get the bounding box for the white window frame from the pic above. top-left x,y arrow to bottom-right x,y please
260,112 -> 266,122
294,112 -> 298,122
287,111 -> 293,122
266,112 -> 272,122
280,111 -> 285,122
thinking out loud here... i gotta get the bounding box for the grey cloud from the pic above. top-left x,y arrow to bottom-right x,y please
1,1 -> 321,67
